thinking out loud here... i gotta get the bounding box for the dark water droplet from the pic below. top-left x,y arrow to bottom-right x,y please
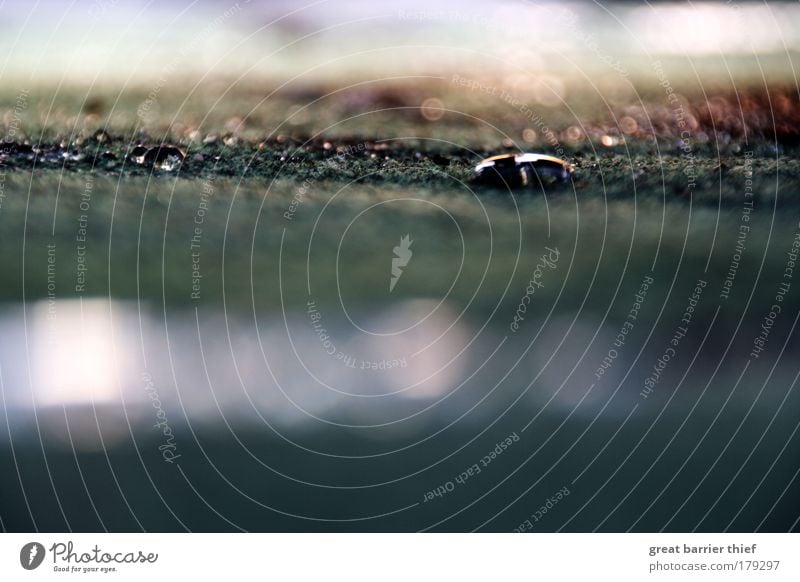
473,153 -> 573,189
144,145 -> 185,171
129,145 -> 148,164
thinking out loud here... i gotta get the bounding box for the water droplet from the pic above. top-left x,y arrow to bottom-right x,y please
128,145 -> 148,164
473,152 -> 573,188
144,146 -> 185,171
158,158 -> 180,171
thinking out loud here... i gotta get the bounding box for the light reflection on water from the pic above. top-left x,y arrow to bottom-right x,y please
28,298 -> 140,408
1,297 -> 799,532
0,297 -> 785,451
0,298 -> 482,449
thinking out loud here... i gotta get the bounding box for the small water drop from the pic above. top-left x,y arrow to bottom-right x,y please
128,145 -> 148,164
144,146 -> 185,171
473,152 -> 573,188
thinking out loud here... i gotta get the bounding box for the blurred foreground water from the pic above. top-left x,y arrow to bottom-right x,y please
1,289 -> 798,531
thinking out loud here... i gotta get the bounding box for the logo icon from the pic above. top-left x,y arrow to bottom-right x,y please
390,234 -> 413,292
20,542 -> 45,570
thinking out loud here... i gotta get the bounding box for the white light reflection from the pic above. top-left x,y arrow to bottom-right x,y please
25,299 -> 144,450
31,299 -> 124,407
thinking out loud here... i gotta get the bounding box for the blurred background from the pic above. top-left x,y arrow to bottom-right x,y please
2,0 -> 800,80
0,0 -> 799,532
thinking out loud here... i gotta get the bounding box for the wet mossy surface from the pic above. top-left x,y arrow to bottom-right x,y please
1,134 -> 798,204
